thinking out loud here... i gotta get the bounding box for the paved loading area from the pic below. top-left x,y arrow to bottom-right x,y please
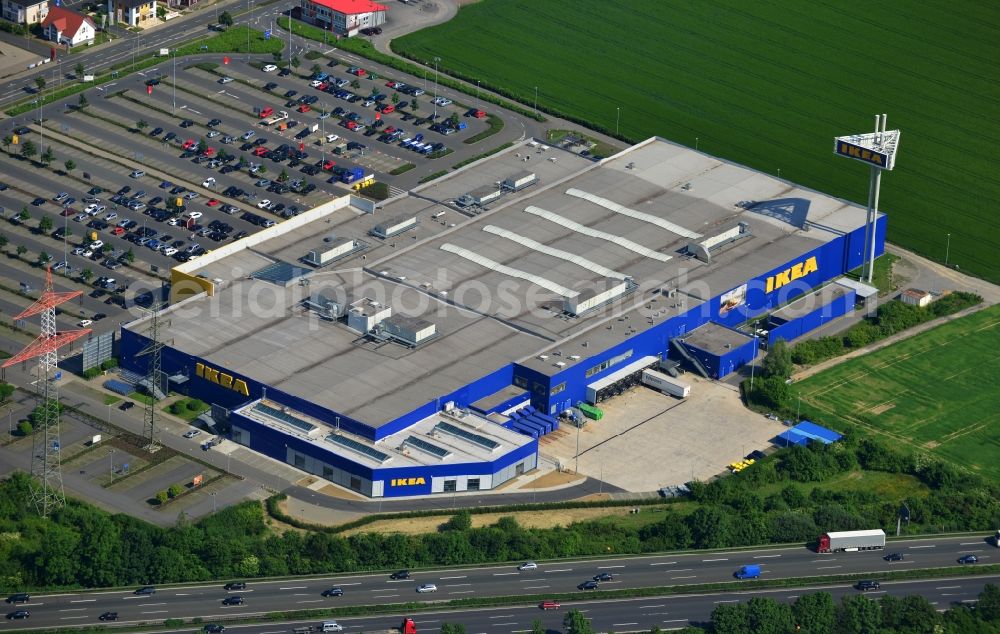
538,375 -> 786,491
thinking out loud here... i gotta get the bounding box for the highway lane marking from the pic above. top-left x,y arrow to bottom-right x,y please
440,575 -> 467,580
337,582 -> 362,586
663,620 -> 688,623
817,566 -> 842,570
702,558 -> 728,562
671,575 -> 697,580
141,610 -> 168,614
522,586 -> 549,590
448,590 -> 475,595
963,549 -> 984,553
547,568 -> 573,572
599,565 -> 626,569
519,578 -> 546,582
649,561 -> 677,566
889,561 -> 914,564
787,596 -> 798,599
937,586 -> 961,590
493,572 -> 518,576
664,569 -> 693,573
754,554 -> 782,559
444,583 -> 471,587
489,615 -> 515,619
70,599 -> 96,603
491,624 -> 516,627
960,542 -> 983,545
293,593 -> 309,596
60,616 -> 89,620
714,599 -> 739,603
296,600 -> 323,604
910,545 -> 935,549
59,608 -> 87,612
811,558 -> 836,562
278,586 -> 307,590
372,594 -> 399,598
639,604 -> 666,609
137,603 -> 166,607
612,624 -> 638,628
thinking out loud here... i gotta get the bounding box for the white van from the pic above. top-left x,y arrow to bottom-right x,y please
321,622 -> 343,632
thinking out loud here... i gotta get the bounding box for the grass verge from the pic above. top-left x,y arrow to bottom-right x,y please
388,163 -> 415,176
462,113 -> 504,144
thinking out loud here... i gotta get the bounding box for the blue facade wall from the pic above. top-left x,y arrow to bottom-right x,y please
767,287 -> 856,347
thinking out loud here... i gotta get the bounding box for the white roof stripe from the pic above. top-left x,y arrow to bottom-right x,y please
482,225 -> 628,280
439,243 -> 579,298
565,187 -> 703,239
523,206 -> 673,263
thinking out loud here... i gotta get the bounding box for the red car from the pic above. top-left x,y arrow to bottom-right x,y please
298,104 -> 311,113
322,160 -> 335,171
183,139 -> 196,150
384,126 -> 396,135
203,147 -> 216,157
259,106 -> 274,118
345,120 -> 358,130
60,208 -> 76,216
253,146 -> 269,156
471,109 -> 487,119
379,104 -> 395,114
316,82 -> 328,91
206,199 -> 220,207
540,600 -> 561,610
111,226 -> 125,236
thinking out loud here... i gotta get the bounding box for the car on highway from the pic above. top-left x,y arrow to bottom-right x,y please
415,584 -> 437,593
5,610 -> 29,620
518,562 -> 538,571
5,594 -> 29,604
224,582 -> 246,591
578,580 -> 599,591
540,600 -> 561,610
593,572 -> 614,582
856,580 -> 881,591
204,625 -> 225,633
98,612 -> 118,621
221,596 -> 244,606
389,570 -> 411,580
884,552 -> 905,561
134,586 -> 156,595
958,555 -> 979,564
321,587 -> 343,597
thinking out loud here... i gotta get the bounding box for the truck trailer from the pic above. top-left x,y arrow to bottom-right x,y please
817,529 -> 886,553
641,369 -> 691,398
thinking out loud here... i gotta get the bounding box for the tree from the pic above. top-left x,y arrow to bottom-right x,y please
16,245 -> 27,257
0,383 -> 14,401
74,62 -> 85,78
78,93 -> 89,109
124,248 -> 135,263
2,135 -> 11,150
64,159 -> 76,173
836,594 -> 882,634
291,55 -> 300,69
0,234 -> 7,249
440,625 -> 465,634
350,79 -> 360,89
38,251 -> 51,264
563,609 -> 594,634
218,10 -> 233,27
793,592 -> 835,634
80,268 -> 93,282
168,484 -> 184,498
410,98 -> 419,111
530,620 -> 545,634
17,421 -> 32,436
978,583 -> 1000,622
18,206 -> 30,221
40,145 -> 54,166
271,51 -> 282,63
156,490 -> 169,504
278,168 -> 288,182
198,137 -> 208,153
391,92 -> 399,105
136,120 -> 149,132
38,216 -> 53,233
238,155 -> 248,168
762,339 -> 793,379
20,139 -> 37,160
448,112 -> 460,126
35,76 -> 45,92
311,63 -> 322,77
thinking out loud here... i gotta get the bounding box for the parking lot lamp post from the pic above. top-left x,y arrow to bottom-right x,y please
107,402 -> 112,425
476,80 -> 480,109
432,56 -> 440,118
172,50 -> 177,111
749,323 -> 759,393
210,492 -> 217,513
109,448 -> 115,483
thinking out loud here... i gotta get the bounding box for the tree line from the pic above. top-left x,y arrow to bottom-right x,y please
0,426 -> 997,591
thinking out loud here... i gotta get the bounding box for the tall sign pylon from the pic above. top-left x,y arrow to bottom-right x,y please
3,267 -> 90,517
136,304 -> 169,452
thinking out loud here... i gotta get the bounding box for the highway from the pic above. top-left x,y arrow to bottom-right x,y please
1,535 -> 994,629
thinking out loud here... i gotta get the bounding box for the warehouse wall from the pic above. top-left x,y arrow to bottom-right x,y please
768,287 -> 857,346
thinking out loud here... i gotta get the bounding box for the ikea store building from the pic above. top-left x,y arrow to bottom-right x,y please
121,136 -> 885,498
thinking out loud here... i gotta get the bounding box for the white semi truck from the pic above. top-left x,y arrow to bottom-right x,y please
642,369 -> 691,398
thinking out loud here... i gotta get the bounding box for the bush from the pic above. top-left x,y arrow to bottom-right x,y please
155,490 -> 168,504
168,484 -> 184,498
164,619 -> 184,627
168,403 -> 184,415
0,383 -> 14,401
82,367 -> 101,379
186,398 -> 205,412
17,421 -> 32,436
100,358 -> 119,370
743,376 -> 791,411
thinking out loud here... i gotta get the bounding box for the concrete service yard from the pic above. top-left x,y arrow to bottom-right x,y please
538,375 -> 786,492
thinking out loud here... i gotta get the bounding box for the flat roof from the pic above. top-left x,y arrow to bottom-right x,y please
680,322 -> 753,356
146,136 -> 877,425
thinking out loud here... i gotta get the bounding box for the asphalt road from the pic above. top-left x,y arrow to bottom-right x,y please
1,535 -> 995,629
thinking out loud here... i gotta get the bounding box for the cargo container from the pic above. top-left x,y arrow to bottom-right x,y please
734,564 -> 761,579
578,403 -> 603,420
817,529 -> 886,553
641,369 -> 691,398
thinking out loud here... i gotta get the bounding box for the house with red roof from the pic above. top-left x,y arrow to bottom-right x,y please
41,5 -> 96,46
298,0 -> 386,37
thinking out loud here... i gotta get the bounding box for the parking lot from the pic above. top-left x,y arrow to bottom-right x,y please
538,377 -> 787,492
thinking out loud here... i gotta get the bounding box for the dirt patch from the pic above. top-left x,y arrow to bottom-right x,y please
317,484 -> 367,500
520,470 -> 584,489
341,506 -> 636,536
923,441 -> 940,449
869,403 -> 896,415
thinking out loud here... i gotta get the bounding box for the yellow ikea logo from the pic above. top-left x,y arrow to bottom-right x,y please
765,256 -> 818,293
195,362 -> 250,396
835,141 -> 887,167
391,477 -> 426,487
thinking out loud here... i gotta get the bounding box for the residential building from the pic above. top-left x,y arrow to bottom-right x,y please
108,0 -> 156,27
1,0 -> 48,25
41,6 -> 96,46
298,0 -> 385,36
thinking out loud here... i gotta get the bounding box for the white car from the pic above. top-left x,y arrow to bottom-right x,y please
129,169 -> 145,179
182,430 -> 201,439
310,79 -> 323,88
84,203 -> 98,214
219,76 -> 234,84
90,240 -> 104,250
262,64 -> 278,72
168,217 -> 181,226
77,319 -> 93,327
202,178 -> 216,188
162,247 -> 178,257
104,212 -> 118,221
73,214 -> 88,222
81,249 -> 94,258
416,584 -> 437,593
186,211 -> 204,219
518,562 -> 538,571
325,134 -> 340,143
206,130 -> 221,138
72,246 -> 86,256
433,97 -> 452,107
257,199 -> 272,209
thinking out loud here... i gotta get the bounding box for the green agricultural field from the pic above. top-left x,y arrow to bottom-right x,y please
795,304 -> 1000,479
394,0 -> 1000,283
